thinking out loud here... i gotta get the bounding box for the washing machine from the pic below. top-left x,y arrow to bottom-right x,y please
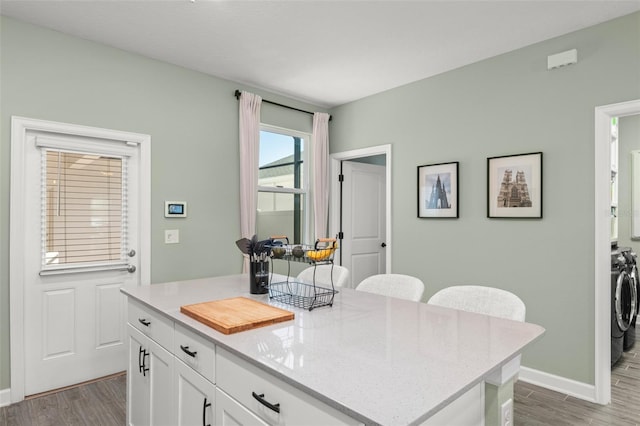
611,249 -> 635,367
620,247 -> 639,351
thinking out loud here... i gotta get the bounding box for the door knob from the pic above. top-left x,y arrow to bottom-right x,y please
128,249 -> 136,257
127,265 -> 137,273
381,242 -> 387,248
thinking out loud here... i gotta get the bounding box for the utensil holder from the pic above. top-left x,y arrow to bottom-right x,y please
250,261 -> 269,294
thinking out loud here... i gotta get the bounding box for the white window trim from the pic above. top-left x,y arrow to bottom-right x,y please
259,123 -> 311,244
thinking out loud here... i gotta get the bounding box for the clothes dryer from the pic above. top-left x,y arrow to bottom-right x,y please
620,247 -> 639,351
611,249 -> 635,367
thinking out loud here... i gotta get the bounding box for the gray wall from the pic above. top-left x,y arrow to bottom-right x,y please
329,12 -> 640,384
617,115 -> 640,252
0,16 -> 322,389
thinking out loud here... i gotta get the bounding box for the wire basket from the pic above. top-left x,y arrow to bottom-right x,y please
268,280 -> 337,311
268,236 -> 337,264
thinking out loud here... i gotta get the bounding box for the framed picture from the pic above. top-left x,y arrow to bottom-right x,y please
417,162 -> 458,218
487,152 -> 542,218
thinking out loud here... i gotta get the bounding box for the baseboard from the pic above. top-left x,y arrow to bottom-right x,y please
0,388 -> 10,407
519,366 -> 597,403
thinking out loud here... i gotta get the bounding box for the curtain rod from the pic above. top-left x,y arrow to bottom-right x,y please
234,90 -> 331,121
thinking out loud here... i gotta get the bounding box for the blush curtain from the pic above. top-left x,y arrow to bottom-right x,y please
238,91 -> 262,273
312,112 -> 330,239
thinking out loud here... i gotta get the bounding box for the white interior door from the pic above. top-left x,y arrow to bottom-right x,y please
341,162 -> 386,288
11,118 -> 148,397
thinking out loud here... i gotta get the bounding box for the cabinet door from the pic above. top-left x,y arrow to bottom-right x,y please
175,359 -> 215,426
128,326 -> 150,426
148,338 -> 176,426
215,388 -> 269,426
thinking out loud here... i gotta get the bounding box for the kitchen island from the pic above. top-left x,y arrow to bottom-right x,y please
121,274 -> 544,425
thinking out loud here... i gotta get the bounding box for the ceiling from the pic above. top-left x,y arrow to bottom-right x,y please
2,0 -> 639,108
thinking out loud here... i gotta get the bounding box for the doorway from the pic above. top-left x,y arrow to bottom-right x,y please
594,100 -> 640,405
329,144 -> 391,288
9,117 -> 151,403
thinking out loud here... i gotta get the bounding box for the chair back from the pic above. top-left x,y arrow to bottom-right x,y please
427,285 -> 525,321
355,274 -> 425,302
296,265 -> 350,288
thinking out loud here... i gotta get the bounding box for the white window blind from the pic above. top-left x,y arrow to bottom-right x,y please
41,149 -> 128,271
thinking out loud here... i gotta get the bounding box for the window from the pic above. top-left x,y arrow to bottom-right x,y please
43,149 -> 127,268
257,126 -> 309,244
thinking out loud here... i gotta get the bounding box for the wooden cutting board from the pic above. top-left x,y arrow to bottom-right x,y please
180,297 -> 294,335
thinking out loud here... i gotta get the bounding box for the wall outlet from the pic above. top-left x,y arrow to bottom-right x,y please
501,398 -> 513,426
165,229 -> 179,244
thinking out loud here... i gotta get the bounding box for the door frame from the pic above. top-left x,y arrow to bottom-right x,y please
9,116 -> 151,403
329,144 -> 392,275
594,99 -> 640,405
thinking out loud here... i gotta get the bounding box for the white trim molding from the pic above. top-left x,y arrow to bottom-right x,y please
519,367 -> 596,403
9,116 -> 152,404
593,99 -> 640,405
329,144 -> 392,275
0,388 -> 10,407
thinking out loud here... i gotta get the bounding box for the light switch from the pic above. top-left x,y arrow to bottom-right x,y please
165,229 -> 179,244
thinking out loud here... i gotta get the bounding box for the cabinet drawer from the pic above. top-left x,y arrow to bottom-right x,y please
174,323 -> 215,383
216,348 -> 361,426
216,388 -> 268,426
128,299 -> 173,350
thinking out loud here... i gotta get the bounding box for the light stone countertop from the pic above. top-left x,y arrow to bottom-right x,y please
121,274 -> 545,425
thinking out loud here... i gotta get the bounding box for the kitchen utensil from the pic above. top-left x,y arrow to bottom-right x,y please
180,297 -> 294,335
235,238 -> 251,255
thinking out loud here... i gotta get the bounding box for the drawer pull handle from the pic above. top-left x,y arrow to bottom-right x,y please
202,397 -> 211,426
138,346 -> 145,373
140,349 -> 149,376
180,345 -> 197,358
138,318 -> 151,327
252,392 -> 280,413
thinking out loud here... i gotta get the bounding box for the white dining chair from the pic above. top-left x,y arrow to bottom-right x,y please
355,274 -> 425,302
426,285 -> 526,322
296,264 -> 350,288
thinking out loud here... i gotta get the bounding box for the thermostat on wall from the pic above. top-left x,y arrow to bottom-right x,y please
165,201 -> 187,218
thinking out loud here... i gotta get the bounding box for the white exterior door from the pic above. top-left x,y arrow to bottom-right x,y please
10,117 -> 150,399
341,162 -> 386,288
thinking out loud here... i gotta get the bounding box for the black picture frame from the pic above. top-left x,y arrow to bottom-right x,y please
417,161 -> 459,218
487,152 -> 543,218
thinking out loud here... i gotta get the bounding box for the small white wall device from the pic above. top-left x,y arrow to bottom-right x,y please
165,201 -> 187,218
547,49 -> 578,70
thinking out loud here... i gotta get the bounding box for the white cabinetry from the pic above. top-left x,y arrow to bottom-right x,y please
127,325 -> 175,426
175,358 -> 216,426
215,388 -> 269,426
175,323 -> 215,382
127,299 -> 218,426
126,297 -> 360,426
216,347 -> 361,426
127,327 -> 150,426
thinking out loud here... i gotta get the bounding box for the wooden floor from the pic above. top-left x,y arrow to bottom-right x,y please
0,373 -> 126,426
0,350 -> 638,425
515,346 -> 640,425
